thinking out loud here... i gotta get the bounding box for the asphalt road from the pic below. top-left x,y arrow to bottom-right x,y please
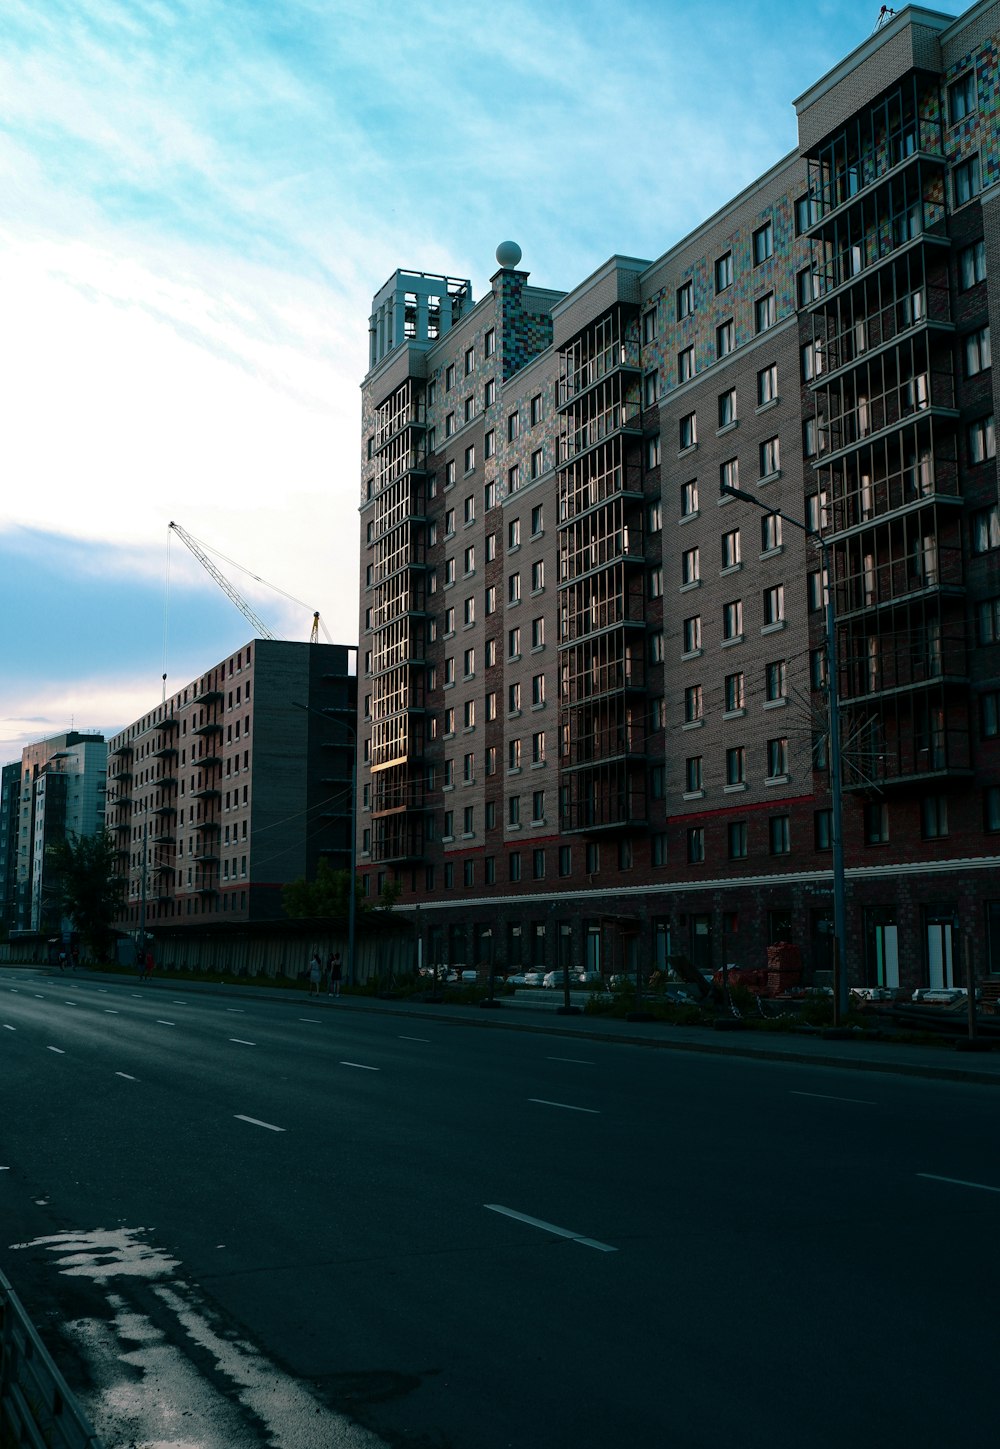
2,965 -> 998,1449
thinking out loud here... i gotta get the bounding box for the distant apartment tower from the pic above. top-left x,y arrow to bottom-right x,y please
8,732 -> 108,936
0,761 -> 23,935
106,639 -> 356,933
358,1 -> 1000,992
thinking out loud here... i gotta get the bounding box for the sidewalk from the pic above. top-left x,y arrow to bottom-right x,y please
22,964 -> 1000,1088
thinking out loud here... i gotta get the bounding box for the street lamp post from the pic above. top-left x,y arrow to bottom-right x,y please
720,483 -> 849,1022
292,701 -> 357,989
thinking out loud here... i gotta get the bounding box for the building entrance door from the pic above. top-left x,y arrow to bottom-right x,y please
926,912 -> 956,988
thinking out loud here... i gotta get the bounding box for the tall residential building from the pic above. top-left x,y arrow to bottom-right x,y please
358,1 -> 1000,993
0,761 -> 23,936
10,732 -> 108,937
107,639 -> 356,934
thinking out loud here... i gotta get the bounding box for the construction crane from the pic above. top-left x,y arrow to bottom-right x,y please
168,521 -> 331,642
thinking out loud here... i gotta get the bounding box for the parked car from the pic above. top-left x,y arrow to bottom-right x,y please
505,972 -> 527,986
542,970 -> 564,989
576,972 -> 603,986
460,969 -> 478,984
523,970 -> 546,986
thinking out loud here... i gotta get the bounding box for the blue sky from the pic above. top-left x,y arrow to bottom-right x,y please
0,0 -> 961,760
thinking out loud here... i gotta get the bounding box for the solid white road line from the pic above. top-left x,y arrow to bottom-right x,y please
235,1115 -> 285,1132
115,1072 -> 138,1081
229,1038 -> 256,1046
528,1098 -> 599,1114
46,1046 -> 65,1054
340,1061 -> 380,1071
399,1035 -> 429,1043
791,1090 -> 876,1105
156,1020 -> 175,1026
547,1056 -> 594,1065
917,1172 -> 1000,1194
485,1204 -> 616,1253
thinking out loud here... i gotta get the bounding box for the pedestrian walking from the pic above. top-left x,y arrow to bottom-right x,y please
143,949 -> 155,983
308,951 -> 322,995
327,951 -> 342,997
58,950 -> 67,973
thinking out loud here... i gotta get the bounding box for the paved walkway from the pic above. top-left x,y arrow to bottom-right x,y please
16,964 -> 1000,1088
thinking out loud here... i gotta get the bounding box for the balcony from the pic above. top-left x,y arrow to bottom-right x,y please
192,719 -> 223,737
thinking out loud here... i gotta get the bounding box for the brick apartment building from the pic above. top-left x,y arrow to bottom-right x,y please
107,639 -> 356,938
357,1 -> 1000,992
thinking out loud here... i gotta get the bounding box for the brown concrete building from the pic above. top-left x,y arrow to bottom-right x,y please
107,639 -> 356,938
358,1 -> 1000,993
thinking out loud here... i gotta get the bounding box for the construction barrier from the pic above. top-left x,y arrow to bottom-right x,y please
0,1268 -> 102,1449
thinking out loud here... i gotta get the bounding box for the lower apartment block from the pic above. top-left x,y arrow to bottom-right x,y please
107,639 -> 356,939
357,1 -> 1000,994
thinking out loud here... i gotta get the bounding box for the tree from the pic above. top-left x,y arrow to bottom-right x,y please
283,860 -> 400,919
47,830 -> 125,962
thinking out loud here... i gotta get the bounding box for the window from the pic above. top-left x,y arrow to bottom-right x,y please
650,630 -> 665,663
716,320 -> 734,358
530,504 -> 543,536
445,507 -> 456,536
950,69 -> 976,123
728,821 -> 748,859
916,793 -> 950,843
725,672 -> 745,712
464,396 -> 476,424
530,393 -> 543,426
445,414 -> 455,439
644,371 -> 659,407
485,585 -> 496,616
508,737 -> 521,770
509,519 -> 521,550
464,444 -> 475,472
761,512 -> 782,552
484,377 -> 496,407
508,796 -> 520,826
723,599 -> 743,641
531,560 -> 544,591
532,730 -> 546,764
484,327 -> 495,357
445,363 -> 455,391
960,240 -> 986,290
507,411 -> 519,441
463,647 -> 475,678
865,802 -> 889,845
682,547 -> 700,586
765,659 -> 787,701
769,815 -> 790,854
803,417 -> 819,458
508,682 -> 521,714
726,746 -> 746,786
679,412 -> 697,449
954,154 -> 981,206
755,292 -> 775,333
676,279 -> 695,320
764,584 -> 785,626
485,690 -> 497,722
766,737 -> 788,779
759,436 -> 780,478
532,790 -> 545,823
652,833 -> 668,867
757,363 -> 777,407
797,268 -> 818,306
753,221 -> 773,265
464,345 -> 475,376
715,252 -> 733,292
532,673 -> 545,707
533,848 -> 546,880
484,431 -> 496,464
509,852 -> 521,882
464,545 -> 475,574
984,787 -> 1000,833
642,308 -> 657,343
650,765 -> 665,800
559,844 -> 572,877
486,531 -> 497,562
508,572 -> 521,604
681,479 -> 699,517
684,684 -> 703,723
685,756 -> 703,793
585,841 -> 600,873
508,625 -> 521,659
972,505 -> 1000,554
443,809 -> 454,840
508,463 -> 520,492
649,567 -> 663,599
811,648 -> 827,690
682,616 -> 701,654
969,415 -> 996,463
444,557 -> 455,586
721,529 -> 741,570
965,326 -> 991,377
444,656 -> 455,686
814,810 -> 832,850
486,745 -> 497,776
687,828 -> 705,864
718,389 -> 736,428
801,340 -> 824,381
978,597 -> 1000,644
981,691 -> 1000,740
678,346 -> 695,383
464,594 -> 476,626
531,449 -> 544,479
485,637 -> 497,668
720,457 -> 739,492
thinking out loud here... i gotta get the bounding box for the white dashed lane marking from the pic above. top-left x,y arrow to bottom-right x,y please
917,1172 -> 1000,1194
116,1072 -> 138,1081
485,1204 -> 616,1253
229,1039 -> 256,1046
340,1061 -> 380,1072
156,1020 -> 176,1026
46,1046 -> 65,1055
235,1115 -> 285,1132
399,1035 -> 429,1043
528,1098 -> 599,1114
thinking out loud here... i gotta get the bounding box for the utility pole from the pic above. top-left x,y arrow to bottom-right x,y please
720,483 -> 849,1021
